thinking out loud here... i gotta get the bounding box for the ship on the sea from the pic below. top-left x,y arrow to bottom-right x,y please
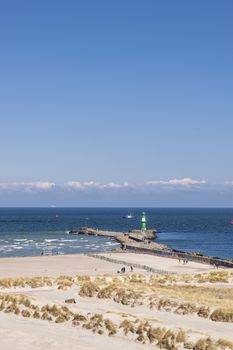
122,214 -> 134,219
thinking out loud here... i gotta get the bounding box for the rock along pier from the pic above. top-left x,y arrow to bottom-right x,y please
68,212 -> 233,268
68,212 -> 169,251
68,226 -> 169,252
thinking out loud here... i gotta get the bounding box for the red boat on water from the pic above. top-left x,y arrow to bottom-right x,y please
231,220 -> 233,225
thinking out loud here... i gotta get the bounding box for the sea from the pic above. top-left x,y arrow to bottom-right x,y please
0,208 -> 232,260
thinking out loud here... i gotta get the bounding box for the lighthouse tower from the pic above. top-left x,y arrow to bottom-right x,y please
141,212 -> 147,231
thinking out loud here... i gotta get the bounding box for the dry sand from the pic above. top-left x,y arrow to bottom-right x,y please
0,252 -> 232,350
0,251 -> 215,278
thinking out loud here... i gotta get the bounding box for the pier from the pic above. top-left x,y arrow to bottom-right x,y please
69,226 -> 233,269
70,226 -> 167,251
68,212 -> 233,269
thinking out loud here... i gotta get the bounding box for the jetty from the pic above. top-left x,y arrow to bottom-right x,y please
69,212 -> 165,250
69,227 -> 233,268
68,212 -> 233,269
69,226 -> 168,250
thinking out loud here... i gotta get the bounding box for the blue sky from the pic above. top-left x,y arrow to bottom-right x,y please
0,0 -> 232,206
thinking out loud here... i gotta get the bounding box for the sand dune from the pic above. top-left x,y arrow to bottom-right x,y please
0,252 -> 232,350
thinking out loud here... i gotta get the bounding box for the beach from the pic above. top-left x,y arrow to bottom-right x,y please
0,252 -> 233,350
0,252 -> 216,278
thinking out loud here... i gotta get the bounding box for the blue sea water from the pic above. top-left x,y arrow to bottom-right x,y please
0,208 -> 232,259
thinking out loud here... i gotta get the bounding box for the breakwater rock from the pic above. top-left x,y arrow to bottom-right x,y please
68,227 -> 167,251
68,227 -> 233,268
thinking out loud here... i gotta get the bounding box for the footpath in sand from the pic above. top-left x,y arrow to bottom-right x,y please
0,252 -> 233,350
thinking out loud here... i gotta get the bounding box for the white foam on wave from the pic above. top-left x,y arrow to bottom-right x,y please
60,239 -> 78,242
104,241 -> 119,246
45,239 -> 58,242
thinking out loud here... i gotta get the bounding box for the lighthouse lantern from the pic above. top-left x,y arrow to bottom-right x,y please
141,212 -> 147,230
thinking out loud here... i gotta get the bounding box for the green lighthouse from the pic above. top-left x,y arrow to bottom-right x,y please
141,212 -> 147,230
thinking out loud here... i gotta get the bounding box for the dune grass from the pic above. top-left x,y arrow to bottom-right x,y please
1,291 -> 233,349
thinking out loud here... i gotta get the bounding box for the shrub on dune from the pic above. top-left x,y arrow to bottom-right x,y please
157,329 -> 177,350
176,329 -> 187,343
41,304 -> 50,313
79,282 -> 100,297
72,313 -> 87,326
83,313 -> 104,333
113,288 -> 142,306
97,285 -> 115,299
73,313 -> 87,321
21,309 -> 31,318
175,302 -> 198,315
33,310 -> 40,319
55,315 -> 66,323
18,296 -> 31,308
216,338 -> 233,350
147,326 -> 164,344
194,337 -> 217,350
104,319 -> 117,335
76,275 -> 91,283
157,298 -> 179,311
197,306 -> 210,318
119,320 -> 135,335
41,311 -> 52,321
0,301 -> 5,311
210,309 -> 233,322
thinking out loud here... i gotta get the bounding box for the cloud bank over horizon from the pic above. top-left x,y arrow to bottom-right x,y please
0,178 -> 233,207
0,178 -> 208,192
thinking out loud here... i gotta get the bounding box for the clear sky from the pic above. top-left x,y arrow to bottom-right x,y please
0,0 -> 233,206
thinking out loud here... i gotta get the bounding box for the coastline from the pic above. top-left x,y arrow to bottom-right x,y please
69,227 -> 233,268
0,226 -> 232,269
0,251 -> 217,278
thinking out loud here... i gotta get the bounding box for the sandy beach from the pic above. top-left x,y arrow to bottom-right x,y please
0,252 -> 216,278
0,252 -> 233,350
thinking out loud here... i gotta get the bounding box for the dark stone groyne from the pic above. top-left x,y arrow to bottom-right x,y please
69,227 -> 233,269
70,227 -> 167,251
124,245 -> 233,269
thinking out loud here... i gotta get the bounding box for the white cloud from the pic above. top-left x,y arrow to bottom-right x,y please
65,181 -> 83,189
0,178 -> 209,193
0,182 -> 56,192
65,181 -> 130,190
103,181 -> 130,189
27,182 -> 56,190
83,181 -> 101,188
65,181 -> 101,190
146,178 -> 207,187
